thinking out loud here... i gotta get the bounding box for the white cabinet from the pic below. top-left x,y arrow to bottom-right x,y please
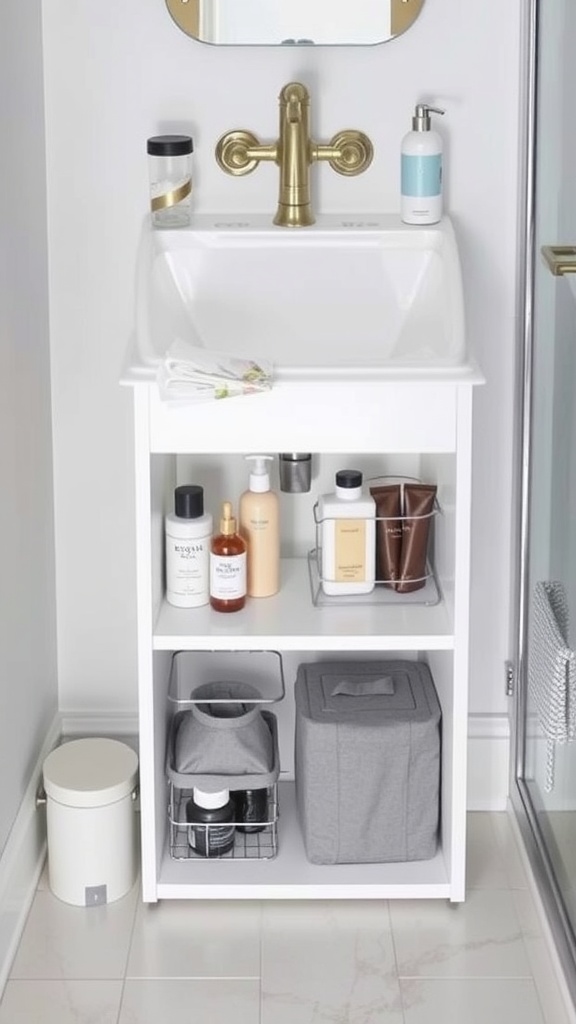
127,374 -> 481,902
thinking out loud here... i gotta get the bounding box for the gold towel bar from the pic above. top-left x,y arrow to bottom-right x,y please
541,245 -> 576,276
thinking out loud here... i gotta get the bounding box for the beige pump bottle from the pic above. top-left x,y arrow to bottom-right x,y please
239,455 -> 280,597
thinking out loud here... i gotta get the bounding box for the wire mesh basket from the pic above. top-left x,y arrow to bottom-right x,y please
310,476 -> 441,607
168,782 -> 279,861
167,650 -> 285,709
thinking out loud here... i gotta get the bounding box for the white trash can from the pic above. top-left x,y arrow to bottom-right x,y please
43,738 -> 139,907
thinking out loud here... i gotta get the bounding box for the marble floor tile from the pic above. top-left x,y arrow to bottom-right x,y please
118,979 -> 260,1024
512,889 -> 572,1024
3,813 -> 574,1022
9,884 -> 139,980
390,889 -> 532,979
126,899 -> 261,978
400,978 -> 546,1023
261,901 -> 403,1023
490,811 -> 530,890
0,980 -> 123,1024
466,812 -> 510,890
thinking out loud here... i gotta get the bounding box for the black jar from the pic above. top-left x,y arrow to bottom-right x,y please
233,788 -> 270,833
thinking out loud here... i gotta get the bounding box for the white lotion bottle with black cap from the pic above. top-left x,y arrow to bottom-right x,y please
317,470 -> 376,596
401,103 -> 445,225
165,485 -> 213,607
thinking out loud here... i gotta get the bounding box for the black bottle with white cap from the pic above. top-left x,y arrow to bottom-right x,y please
186,788 -> 236,857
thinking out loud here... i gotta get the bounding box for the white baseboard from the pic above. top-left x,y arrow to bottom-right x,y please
60,711 -> 139,741
0,713 -> 61,996
467,713 -> 511,810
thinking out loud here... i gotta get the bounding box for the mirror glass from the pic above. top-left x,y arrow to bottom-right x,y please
166,0 -> 425,46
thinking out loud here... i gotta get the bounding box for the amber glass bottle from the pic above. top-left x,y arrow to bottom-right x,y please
209,501 -> 247,613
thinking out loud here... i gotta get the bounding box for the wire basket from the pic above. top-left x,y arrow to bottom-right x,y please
307,549 -> 441,607
167,650 -> 285,709
310,475 -> 441,607
168,782 -> 279,861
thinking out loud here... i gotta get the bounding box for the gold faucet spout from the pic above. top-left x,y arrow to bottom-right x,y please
275,83 -> 314,227
215,82 -> 374,228
286,94 -> 302,124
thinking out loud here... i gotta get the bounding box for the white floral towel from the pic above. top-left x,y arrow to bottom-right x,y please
529,580 -> 576,792
157,339 -> 273,403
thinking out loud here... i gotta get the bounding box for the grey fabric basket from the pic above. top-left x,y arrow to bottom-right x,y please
167,692 -> 280,794
294,659 -> 441,865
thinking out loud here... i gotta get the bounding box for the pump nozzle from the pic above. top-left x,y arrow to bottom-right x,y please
245,454 -> 274,493
412,103 -> 445,131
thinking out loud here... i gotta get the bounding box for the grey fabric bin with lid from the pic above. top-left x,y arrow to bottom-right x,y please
294,659 -> 441,865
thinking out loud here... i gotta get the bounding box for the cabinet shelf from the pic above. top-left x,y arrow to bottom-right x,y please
153,557 -> 454,652
156,781 -> 451,900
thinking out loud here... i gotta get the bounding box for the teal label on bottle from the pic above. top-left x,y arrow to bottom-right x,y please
401,154 -> 442,198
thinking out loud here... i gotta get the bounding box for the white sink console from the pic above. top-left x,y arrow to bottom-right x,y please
124,217 -> 483,902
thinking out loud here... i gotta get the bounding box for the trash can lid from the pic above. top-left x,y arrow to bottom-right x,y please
43,738 -> 139,808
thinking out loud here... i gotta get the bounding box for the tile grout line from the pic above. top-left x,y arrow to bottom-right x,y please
116,883 -> 142,1023
486,812 -> 544,997
386,899 -> 408,1023
498,810 -> 572,1024
491,815 -> 550,1019
123,976 -> 262,981
397,973 -> 543,981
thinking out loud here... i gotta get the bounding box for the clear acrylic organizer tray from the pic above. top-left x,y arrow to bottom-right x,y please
168,782 -> 279,861
310,476 -> 441,608
167,650 -> 285,709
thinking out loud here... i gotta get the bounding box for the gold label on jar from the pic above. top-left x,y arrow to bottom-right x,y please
335,519 -> 366,582
150,178 -> 192,211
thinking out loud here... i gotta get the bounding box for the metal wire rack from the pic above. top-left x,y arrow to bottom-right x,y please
168,783 -> 279,861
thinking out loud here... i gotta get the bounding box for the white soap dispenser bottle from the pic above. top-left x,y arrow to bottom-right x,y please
317,469 -> 376,596
401,103 -> 445,225
239,455 -> 280,598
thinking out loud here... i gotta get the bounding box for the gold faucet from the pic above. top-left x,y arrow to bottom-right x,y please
215,82 -> 373,227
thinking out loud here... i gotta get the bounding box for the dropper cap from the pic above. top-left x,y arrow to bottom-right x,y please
219,501 -> 236,536
412,103 -> 445,131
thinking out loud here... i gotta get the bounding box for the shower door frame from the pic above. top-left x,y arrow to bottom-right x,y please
511,0 -> 576,1003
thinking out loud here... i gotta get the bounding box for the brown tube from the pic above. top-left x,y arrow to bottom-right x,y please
370,484 -> 402,589
397,483 -> 437,593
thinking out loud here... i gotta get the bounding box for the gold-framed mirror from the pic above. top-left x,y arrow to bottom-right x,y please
165,0 -> 425,47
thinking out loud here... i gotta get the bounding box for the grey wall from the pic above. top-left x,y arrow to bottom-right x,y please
0,1 -> 58,854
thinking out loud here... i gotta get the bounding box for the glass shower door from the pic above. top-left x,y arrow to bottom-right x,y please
515,0 -> 576,992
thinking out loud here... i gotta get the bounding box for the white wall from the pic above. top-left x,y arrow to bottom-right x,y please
0,1 -> 58,855
41,0 -> 522,734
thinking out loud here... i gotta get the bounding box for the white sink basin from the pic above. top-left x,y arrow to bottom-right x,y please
135,214 -> 468,382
